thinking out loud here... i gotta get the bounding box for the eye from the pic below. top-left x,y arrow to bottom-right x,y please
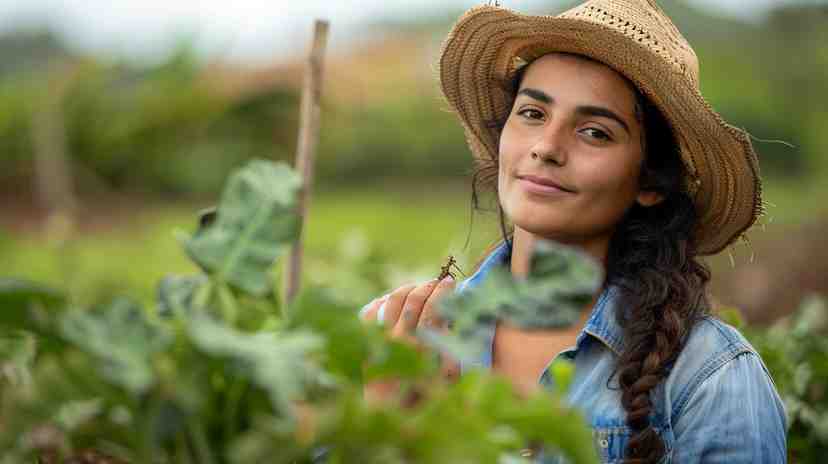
517,108 -> 544,121
581,127 -> 612,141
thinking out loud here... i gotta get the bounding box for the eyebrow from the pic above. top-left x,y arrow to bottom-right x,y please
517,87 -> 631,135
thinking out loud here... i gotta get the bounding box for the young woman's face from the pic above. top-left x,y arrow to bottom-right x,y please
498,53 -> 660,249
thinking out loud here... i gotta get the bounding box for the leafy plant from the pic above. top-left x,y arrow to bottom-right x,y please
737,296 -> 828,463
0,159 -> 600,463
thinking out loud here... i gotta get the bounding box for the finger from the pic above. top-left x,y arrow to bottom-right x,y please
359,294 -> 389,323
382,283 -> 418,331
417,275 -> 456,330
392,279 -> 440,335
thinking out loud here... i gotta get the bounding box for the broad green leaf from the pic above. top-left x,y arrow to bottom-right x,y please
188,315 -> 330,416
439,239 -> 602,334
156,273 -> 208,318
287,287 -> 371,382
423,240 -> 602,365
362,335 -> 433,381
59,298 -> 171,395
504,240 -> 602,329
0,278 -> 66,337
416,326 -> 487,366
184,159 -> 302,296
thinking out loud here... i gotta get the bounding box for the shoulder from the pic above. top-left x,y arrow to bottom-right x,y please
664,315 -> 779,421
663,317 -> 788,461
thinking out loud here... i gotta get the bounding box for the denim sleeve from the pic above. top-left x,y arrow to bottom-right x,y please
671,351 -> 787,463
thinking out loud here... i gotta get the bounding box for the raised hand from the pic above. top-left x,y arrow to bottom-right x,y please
359,276 -> 460,404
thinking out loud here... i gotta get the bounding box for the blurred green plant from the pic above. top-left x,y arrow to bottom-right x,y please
0,159 -> 599,463
730,296 -> 828,463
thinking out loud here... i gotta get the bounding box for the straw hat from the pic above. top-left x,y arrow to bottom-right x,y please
438,0 -> 763,256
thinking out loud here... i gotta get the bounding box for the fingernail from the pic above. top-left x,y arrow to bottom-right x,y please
377,304 -> 386,325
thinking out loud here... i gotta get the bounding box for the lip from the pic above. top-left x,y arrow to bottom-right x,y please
517,175 -> 575,195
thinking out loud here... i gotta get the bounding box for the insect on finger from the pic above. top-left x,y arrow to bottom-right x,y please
417,275 -> 456,330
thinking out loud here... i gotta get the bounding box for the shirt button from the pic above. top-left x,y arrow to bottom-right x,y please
599,438 -> 609,448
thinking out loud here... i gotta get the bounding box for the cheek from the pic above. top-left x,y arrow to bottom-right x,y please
579,159 -> 643,216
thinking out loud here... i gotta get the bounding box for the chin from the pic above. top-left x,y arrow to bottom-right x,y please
509,208 -> 572,239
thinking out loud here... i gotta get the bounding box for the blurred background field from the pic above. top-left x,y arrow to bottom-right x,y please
1,0 -> 827,323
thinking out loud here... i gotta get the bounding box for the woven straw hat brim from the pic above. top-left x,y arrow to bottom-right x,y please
439,5 -> 762,256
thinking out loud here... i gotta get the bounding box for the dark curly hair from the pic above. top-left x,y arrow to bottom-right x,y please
470,53 -> 711,463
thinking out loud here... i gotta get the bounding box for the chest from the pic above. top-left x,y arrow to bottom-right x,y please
491,321 -> 579,395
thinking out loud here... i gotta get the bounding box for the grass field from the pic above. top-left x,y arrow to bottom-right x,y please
2,176 -> 825,311
0,181 -> 503,308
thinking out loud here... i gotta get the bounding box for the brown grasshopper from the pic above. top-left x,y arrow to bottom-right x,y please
437,255 -> 466,281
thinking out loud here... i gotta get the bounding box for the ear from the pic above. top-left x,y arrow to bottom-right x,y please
636,190 -> 664,207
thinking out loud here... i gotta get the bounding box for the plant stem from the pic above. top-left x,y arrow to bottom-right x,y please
223,377 -> 247,445
217,283 -> 239,326
188,419 -> 216,464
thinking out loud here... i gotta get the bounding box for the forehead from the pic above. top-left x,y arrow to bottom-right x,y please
519,53 -> 638,114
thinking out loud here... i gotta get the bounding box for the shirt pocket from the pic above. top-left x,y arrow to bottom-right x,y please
592,426 -> 673,464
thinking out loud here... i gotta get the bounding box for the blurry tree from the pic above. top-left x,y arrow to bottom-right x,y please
0,1 -> 825,197
0,29 -> 70,77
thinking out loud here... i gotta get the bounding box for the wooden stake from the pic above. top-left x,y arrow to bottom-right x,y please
31,67 -> 77,243
284,20 -> 329,305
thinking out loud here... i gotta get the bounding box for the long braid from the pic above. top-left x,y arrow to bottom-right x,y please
606,94 -> 711,462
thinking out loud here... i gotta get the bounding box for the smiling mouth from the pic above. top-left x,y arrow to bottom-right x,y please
517,175 -> 576,195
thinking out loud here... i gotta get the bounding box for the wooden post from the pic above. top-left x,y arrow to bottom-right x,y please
31,67 -> 77,243
284,20 -> 329,305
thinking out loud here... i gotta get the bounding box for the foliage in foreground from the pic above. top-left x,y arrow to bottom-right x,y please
0,159 -> 601,463
2,158 -> 826,463
728,297 -> 828,463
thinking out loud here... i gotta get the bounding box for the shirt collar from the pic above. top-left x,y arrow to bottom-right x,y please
458,239 -> 625,357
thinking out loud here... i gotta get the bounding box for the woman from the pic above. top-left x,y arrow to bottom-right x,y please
360,0 -> 787,462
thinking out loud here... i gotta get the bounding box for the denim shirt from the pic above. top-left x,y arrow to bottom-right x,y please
456,241 -> 787,464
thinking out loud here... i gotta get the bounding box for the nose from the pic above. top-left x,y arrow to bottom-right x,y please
530,121 -> 568,166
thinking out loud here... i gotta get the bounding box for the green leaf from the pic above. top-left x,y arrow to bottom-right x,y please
156,274 -> 208,318
506,240 -> 603,329
0,278 -> 66,335
59,298 -> 172,395
54,397 -> 104,431
183,159 -> 302,296
287,287 -> 372,382
548,358 -> 575,394
439,240 -> 602,334
187,315 -> 330,416
416,326 -> 487,366
362,336 -> 433,381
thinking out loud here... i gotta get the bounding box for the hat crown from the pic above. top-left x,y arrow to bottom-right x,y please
557,0 -> 699,86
